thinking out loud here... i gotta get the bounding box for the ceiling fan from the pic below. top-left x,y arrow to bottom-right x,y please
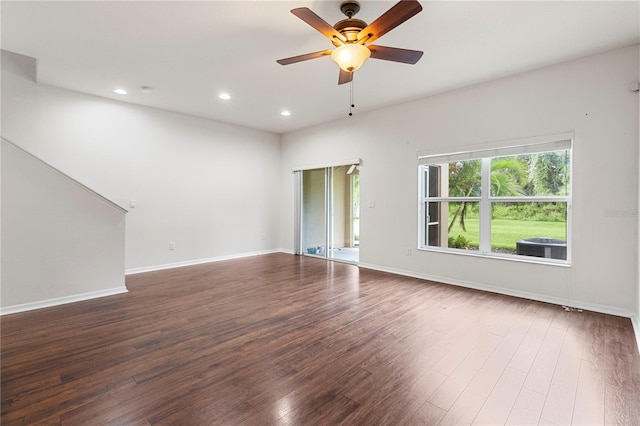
277,0 -> 424,85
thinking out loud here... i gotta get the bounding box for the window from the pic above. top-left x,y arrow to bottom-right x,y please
418,138 -> 571,263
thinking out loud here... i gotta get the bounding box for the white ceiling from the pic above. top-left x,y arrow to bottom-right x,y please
2,1 -> 638,134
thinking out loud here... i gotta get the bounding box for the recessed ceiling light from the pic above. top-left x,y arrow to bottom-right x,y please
281,110 -> 291,116
113,88 -> 127,95
219,93 -> 231,100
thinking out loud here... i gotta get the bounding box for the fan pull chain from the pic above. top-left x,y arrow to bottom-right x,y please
349,78 -> 355,117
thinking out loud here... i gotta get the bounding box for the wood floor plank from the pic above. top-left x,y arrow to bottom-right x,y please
580,311 -> 606,365
603,321 -> 640,391
430,328 -> 483,376
572,359 -> 604,425
604,383 -> 640,425
427,333 -> 503,410
439,348 -> 512,425
1,253 -> 638,425
406,401 -> 447,425
380,370 -> 448,424
522,325 -> 566,394
505,387 -> 546,425
507,315 -> 552,373
539,327 -> 583,424
495,314 -> 534,355
472,367 -> 528,425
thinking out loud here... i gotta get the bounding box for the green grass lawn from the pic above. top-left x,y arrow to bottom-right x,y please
448,217 -> 566,250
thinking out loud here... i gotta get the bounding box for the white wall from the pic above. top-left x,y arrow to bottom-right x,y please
2,51 -> 281,273
1,139 -> 127,311
636,49 -> 640,341
280,45 -> 640,316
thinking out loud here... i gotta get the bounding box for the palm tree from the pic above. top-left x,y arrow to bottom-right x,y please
529,151 -> 569,195
490,158 -> 527,196
447,160 -> 480,233
448,157 -> 526,232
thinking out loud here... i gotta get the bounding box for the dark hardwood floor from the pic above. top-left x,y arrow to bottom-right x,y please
2,253 -> 639,425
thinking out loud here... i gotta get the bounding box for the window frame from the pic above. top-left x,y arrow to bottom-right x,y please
417,136 -> 572,265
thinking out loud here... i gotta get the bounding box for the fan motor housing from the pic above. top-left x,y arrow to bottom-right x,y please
333,18 -> 367,44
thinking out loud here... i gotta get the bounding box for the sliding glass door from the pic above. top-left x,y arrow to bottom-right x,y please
298,164 -> 360,263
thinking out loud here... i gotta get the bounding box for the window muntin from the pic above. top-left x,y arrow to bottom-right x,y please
419,141 -> 571,263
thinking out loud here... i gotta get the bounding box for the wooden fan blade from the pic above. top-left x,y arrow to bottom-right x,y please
277,50 -> 332,65
357,0 -> 423,44
291,8 -> 346,44
368,45 -> 423,64
338,69 -> 353,85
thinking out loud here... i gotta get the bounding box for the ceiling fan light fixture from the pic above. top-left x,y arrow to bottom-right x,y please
331,44 -> 370,72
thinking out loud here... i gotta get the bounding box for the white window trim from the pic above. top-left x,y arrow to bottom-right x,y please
417,132 -> 573,164
417,135 -> 573,266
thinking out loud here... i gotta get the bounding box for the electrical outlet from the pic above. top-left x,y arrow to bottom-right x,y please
169,242 -> 175,250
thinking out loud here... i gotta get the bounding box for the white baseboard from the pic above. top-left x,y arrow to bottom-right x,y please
358,262 -> 636,319
1,250 -> 288,314
125,249 -> 284,275
0,286 -> 128,316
